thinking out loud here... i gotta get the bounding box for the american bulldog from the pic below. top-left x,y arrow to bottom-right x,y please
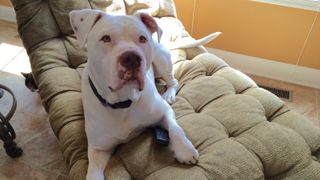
70,9 -> 200,180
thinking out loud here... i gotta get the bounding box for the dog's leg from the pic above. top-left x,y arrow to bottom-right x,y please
161,73 -> 178,105
160,102 -> 199,164
153,46 -> 179,104
87,146 -> 112,180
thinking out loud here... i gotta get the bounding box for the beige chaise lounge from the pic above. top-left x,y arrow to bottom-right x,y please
11,0 -> 320,179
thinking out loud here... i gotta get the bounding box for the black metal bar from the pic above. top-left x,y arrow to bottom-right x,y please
0,84 -> 23,158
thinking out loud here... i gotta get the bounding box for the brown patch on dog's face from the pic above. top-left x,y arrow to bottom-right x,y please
69,9 -> 105,48
93,13 -> 102,27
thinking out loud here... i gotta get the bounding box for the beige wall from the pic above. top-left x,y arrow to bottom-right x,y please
174,0 -> 320,70
0,0 -> 12,7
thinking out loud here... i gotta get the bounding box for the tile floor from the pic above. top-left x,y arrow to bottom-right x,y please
0,20 -> 68,179
0,20 -> 319,179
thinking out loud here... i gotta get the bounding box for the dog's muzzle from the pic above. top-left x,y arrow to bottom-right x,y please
116,51 -> 145,91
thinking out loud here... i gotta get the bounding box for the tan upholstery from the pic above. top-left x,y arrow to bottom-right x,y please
11,0 -> 320,179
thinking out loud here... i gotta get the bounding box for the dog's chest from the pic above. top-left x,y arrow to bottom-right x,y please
116,103 -> 162,133
85,99 -> 163,148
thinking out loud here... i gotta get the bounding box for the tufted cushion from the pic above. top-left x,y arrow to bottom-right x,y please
11,0 -> 320,179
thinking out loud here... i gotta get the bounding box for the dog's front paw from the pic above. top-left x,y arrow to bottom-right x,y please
171,135 -> 199,164
162,88 -> 176,104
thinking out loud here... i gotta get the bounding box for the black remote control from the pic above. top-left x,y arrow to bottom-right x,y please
153,126 -> 169,146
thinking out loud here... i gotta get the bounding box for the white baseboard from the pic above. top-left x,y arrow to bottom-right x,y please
0,6 -> 16,22
253,0 -> 320,12
207,48 -> 320,89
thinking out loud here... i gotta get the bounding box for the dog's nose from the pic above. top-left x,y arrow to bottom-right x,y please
119,51 -> 141,70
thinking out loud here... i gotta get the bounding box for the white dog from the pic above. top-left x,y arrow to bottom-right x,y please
70,9 -> 199,180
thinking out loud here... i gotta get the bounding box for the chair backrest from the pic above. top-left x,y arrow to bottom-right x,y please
10,0 -> 177,110
11,0 -> 176,55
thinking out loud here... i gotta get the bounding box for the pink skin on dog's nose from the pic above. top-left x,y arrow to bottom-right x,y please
136,71 -> 145,91
115,70 -> 145,91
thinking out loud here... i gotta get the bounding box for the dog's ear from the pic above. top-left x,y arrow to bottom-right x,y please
135,13 -> 163,43
69,9 -> 104,48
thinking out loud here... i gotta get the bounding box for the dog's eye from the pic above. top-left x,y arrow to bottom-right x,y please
139,35 -> 147,43
100,35 -> 111,43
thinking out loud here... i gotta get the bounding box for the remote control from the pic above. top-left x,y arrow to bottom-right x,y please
153,126 -> 169,146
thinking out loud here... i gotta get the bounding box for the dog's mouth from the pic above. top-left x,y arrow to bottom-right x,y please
108,69 -> 145,92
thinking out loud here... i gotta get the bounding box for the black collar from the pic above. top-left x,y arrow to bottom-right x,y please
88,77 -> 132,109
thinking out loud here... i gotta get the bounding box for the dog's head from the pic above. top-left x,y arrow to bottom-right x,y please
70,9 -> 162,104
